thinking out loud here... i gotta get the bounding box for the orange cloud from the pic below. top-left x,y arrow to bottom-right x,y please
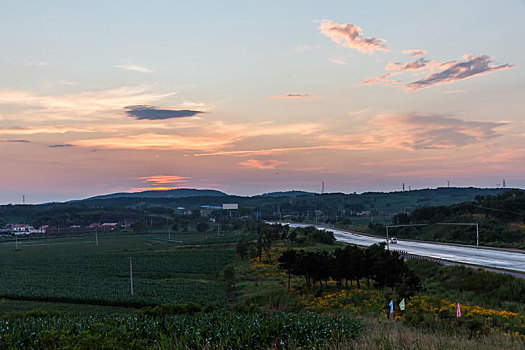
238,159 -> 288,169
128,174 -> 191,192
328,58 -> 346,65
137,175 -> 190,184
318,20 -> 389,54
73,121 -> 321,151
129,186 -> 179,192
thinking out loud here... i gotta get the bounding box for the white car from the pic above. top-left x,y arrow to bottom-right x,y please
389,237 -> 398,244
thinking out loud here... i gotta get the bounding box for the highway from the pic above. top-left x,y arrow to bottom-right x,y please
282,223 -> 525,273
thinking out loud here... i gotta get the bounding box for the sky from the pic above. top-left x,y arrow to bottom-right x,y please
1,0 -> 524,204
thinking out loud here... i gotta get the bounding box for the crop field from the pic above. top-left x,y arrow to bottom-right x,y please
0,231 -> 236,307
0,311 -> 361,349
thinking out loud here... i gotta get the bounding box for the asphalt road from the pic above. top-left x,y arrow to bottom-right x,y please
283,223 -> 525,273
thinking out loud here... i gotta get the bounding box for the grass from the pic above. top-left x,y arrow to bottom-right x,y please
339,316 -> 524,350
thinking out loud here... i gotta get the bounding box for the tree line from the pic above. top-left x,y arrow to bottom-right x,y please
278,243 -> 420,296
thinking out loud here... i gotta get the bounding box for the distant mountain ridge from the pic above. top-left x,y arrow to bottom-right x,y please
83,188 -> 228,201
257,191 -> 316,198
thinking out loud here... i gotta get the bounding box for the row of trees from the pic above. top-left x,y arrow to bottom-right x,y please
278,243 -> 420,296
236,224 -> 337,262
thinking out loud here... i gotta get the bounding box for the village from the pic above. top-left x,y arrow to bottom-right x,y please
0,222 -> 124,236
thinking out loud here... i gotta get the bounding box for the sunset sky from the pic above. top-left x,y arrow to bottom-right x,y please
1,1 -> 524,204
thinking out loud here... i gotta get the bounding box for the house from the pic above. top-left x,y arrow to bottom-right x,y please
8,224 -> 35,235
101,223 -> 119,230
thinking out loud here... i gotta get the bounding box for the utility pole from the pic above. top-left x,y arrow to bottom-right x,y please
129,257 -> 134,296
476,223 -> 479,247
386,226 -> 389,250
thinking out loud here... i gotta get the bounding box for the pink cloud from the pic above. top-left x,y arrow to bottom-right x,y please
360,72 -> 402,86
318,20 -> 389,54
269,94 -> 320,99
405,55 -> 513,92
364,54 -> 513,92
238,159 -> 288,169
402,49 -> 428,57
385,58 -> 429,71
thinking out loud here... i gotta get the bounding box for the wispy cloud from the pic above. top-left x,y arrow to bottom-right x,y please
360,72 -> 402,86
318,20 -> 389,54
385,58 -> 429,71
0,126 -> 94,135
0,86 -> 176,118
442,90 -> 464,94
328,58 -> 346,65
128,175 -> 190,192
124,105 -> 204,120
402,49 -> 427,57
73,121 -> 321,151
196,113 -> 506,156
49,144 -> 74,148
367,113 -> 506,150
115,63 -> 153,73
269,94 -> 320,99
1,139 -> 30,143
238,159 -> 288,169
404,55 -> 513,92
362,54 -> 513,92
137,175 -> 189,184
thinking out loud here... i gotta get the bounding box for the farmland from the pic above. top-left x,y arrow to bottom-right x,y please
0,231 -> 235,307
0,311 -> 361,349
0,219 -> 524,348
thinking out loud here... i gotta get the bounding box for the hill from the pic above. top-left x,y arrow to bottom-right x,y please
83,188 -> 227,201
257,191 -> 316,198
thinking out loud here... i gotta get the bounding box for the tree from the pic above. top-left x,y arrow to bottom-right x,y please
278,249 -> 298,292
289,230 -> 297,245
196,222 -> 209,232
132,220 -> 147,232
236,236 -> 250,260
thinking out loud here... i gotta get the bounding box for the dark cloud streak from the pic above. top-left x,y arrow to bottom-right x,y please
49,144 -> 74,148
124,105 -> 204,120
1,139 -> 30,143
406,55 -> 513,92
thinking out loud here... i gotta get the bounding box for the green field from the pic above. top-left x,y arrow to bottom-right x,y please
0,231 -> 236,308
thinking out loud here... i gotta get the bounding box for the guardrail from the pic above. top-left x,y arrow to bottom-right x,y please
392,250 -> 445,264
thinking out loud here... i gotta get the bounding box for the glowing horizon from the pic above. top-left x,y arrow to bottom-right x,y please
1,1 -> 524,204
